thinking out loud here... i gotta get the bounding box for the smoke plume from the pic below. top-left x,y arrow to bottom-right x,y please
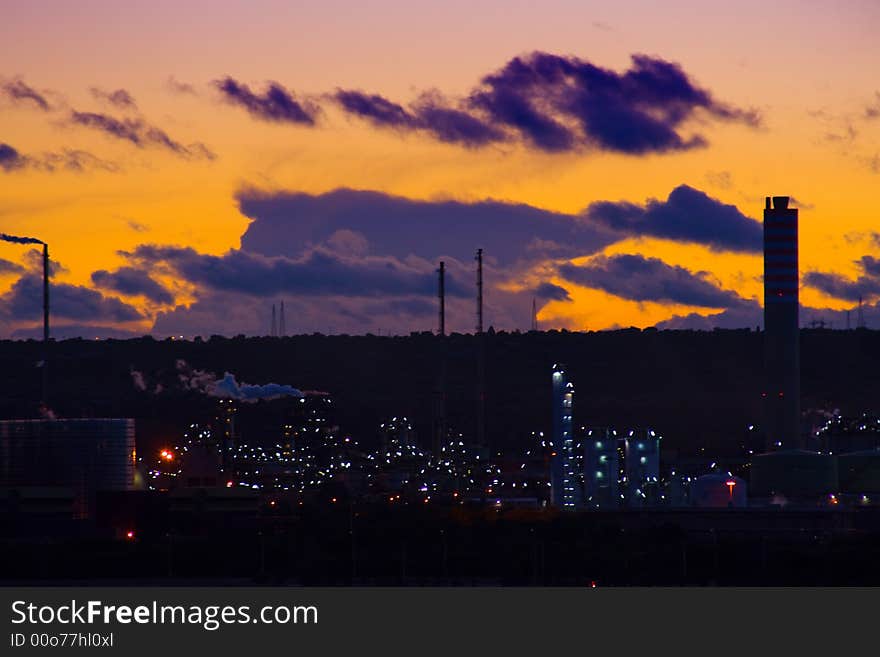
1,233 -> 44,245
207,372 -> 304,402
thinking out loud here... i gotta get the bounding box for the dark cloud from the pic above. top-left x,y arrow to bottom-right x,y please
91,266 -> 174,304
335,52 -> 758,154
334,90 -> 504,147
2,79 -> 51,110
558,254 -> 745,308
214,77 -> 316,125
68,111 -> 215,159
0,142 -> 119,174
805,255 -> 880,303
127,219 -> 149,233
236,187 -> 616,266
413,98 -> 505,146
0,143 -> 27,171
532,282 -> 572,302
0,274 -> 144,323
583,184 -> 762,252
122,244 -> 469,299
0,258 -> 25,276
657,300 -> 880,331
335,90 -> 415,128
90,87 -> 137,110
655,300 -> 762,330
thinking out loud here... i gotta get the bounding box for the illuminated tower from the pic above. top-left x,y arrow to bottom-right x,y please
763,196 -> 801,450
214,398 -> 238,470
551,364 -> 580,509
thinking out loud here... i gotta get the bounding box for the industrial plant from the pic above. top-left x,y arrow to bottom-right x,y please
4,197 -> 880,585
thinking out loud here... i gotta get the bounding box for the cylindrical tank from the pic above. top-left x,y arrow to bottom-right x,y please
0,419 -> 137,518
691,473 -> 747,507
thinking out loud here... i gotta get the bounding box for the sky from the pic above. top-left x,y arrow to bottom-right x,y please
2,0 -> 880,338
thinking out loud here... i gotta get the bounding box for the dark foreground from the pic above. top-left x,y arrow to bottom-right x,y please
4,498 -> 880,586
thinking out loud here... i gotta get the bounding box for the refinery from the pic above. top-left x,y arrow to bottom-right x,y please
5,195 -> 880,585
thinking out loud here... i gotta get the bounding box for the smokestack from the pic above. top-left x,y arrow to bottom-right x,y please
438,261 -> 445,336
475,248 -> 486,450
475,249 -> 483,334
270,303 -> 277,337
531,298 -> 538,332
0,234 -> 49,407
279,300 -> 286,337
763,195 -> 800,450
42,243 -> 49,406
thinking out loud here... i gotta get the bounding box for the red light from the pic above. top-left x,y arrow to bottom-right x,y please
159,449 -> 174,462
590,580 -> 598,588
726,480 -> 736,498
125,530 -> 135,540
226,480 -> 234,488
331,497 -> 337,503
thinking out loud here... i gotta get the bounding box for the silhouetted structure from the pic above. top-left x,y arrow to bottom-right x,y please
476,249 -> 486,449
584,428 -> 619,508
438,262 -> 445,337
0,418 -> 136,519
551,363 -> 580,509
433,261 -> 447,459
763,196 -> 801,450
41,243 -> 49,406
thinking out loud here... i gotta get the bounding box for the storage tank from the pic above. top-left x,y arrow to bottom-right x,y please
0,419 -> 137,518
691,472 -> 747,508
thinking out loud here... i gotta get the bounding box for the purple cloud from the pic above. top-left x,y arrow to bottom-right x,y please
584,185 -> 763,253
805,256 -> 880,303
0,142 -> 119,174
0,273 -> 144,323
2,79 -> 51,110
69,110 -> 214,159
559,254 -> 746,308
90,87 -> 137,110
532,282 -> 572,302
214,77 -> 316,125
334,90 -> 503,147
335,52 -> 758,154
91,266 -> 174,304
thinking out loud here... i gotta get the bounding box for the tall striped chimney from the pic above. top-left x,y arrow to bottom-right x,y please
763,196 -> 800,450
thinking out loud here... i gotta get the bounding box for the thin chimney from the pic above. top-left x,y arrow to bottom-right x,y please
438,261 -> 445,336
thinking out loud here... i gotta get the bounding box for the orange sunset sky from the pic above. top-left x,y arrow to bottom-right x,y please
2,0 -> 880,338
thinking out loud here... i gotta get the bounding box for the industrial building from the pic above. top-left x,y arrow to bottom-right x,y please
551,364 -> 581,509
0,418 -> 137,518
623,429 -> 661,507
584,428 -> 619,508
